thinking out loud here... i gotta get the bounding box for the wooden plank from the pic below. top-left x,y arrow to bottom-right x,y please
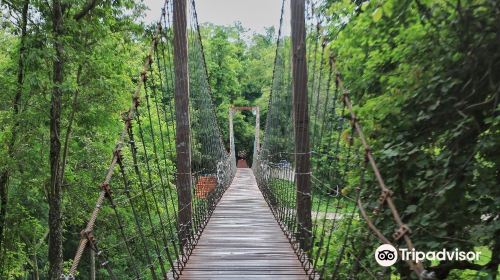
179,168 -> 308,279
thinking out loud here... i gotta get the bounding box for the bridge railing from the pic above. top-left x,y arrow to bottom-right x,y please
62,1 -> 235,279
253,0 -> 425,279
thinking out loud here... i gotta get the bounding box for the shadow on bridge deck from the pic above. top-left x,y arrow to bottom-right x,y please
180,168 -> 308,279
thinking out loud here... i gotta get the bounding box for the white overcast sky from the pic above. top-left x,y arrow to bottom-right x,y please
142,0 -> 290,35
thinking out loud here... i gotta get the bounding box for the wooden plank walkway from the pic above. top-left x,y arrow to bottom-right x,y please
180,168 -> 308,279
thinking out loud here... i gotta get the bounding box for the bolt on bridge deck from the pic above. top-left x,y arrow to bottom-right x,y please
180,168 -> 308,279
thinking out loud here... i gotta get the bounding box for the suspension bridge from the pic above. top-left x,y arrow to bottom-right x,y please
62,0 -> 426,279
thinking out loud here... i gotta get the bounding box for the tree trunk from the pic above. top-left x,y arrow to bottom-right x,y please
0,0 -> 30,259
48,0 -> 64,279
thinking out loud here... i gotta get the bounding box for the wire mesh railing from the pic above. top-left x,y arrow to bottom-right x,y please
62,1 -> 235,279
253,0 -> 424,279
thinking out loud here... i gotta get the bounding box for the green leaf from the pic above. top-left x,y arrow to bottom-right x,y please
361,1 -> 370,11
382,1 -> 394,17
372,8 -> 383,22
406,205 -> 417,214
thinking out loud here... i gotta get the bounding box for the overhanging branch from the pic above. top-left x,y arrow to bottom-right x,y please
73,0 -> 98,21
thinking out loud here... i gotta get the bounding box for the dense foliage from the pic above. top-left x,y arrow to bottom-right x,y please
201,23 -> 275,163
0,0 -> 498,279
0,0 -> 146,278
323,0 -> 499,278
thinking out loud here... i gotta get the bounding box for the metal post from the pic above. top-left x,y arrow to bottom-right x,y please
90,250 -> 95,280
229,108 -> 236,160
253,107 -> 260,166
173,0 -> 192,248
291,0 -> 312,253
254,107 -> 260,153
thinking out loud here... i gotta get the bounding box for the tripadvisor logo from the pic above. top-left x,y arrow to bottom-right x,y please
374,244 -> 481,266
375,244 -> 398,266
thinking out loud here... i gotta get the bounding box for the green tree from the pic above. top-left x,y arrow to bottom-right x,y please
325,0 -> 500,278
201,24 -> 275,164
0,0 -> 145,278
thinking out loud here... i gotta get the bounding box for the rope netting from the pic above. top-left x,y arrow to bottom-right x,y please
62,1 -> 235,279
253,0 -> 424,279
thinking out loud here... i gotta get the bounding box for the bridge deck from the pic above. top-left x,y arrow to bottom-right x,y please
180,168 -> 308,279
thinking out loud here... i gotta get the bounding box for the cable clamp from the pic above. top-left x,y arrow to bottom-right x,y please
393,224 -> 411,240
101,182 -> 112,198
378,189 -> 393,205
114,148 -> 123,163
342,91 -> 349,103
80,229 -> 96,245
121,111 -> 132,123
153,36 -> 159,47
132,95 -> 141,107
